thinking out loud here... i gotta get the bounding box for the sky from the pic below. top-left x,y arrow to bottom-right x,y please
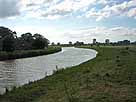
0,0 -> 136,44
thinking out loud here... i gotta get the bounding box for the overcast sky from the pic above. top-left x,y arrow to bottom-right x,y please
0,0 -> 136,43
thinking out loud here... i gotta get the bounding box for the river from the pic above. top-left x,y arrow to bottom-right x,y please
0,47 -> 97,94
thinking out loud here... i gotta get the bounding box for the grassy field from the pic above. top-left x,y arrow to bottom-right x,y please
0,46 -> 136,102
0,46 -> 62,61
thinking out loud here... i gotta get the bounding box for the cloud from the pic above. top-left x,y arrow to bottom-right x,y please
19,0 -> 98,20
21,0 -> 46,6
86,0 -> 136,21
0,0 -> 21,18
45,0 -> 136,21
0,0 -> 136,21
86,8 -> 110,21
38,0 -> 98,19
44,14 -> 63,20
104,0 -> 136,19
98,0 -> 108,4
63,26 -> 136,43
127,7 -> 136,18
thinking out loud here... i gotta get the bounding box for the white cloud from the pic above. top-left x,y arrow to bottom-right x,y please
86,0 -> 136,21
19,0 -> 98,20
52,0 -> 73,12
21,0 -> 46,6
98,0 -> 108,4
86,7 -> 110,21
63,26 -> 136,43
127,7 -> 136,18
40,0 -> 98,19
0,0 -> 136,20
103,0 -> 136,18
72,0 -> 97,11
45,14 -> 62,20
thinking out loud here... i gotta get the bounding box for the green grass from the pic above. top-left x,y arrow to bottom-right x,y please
0,46 -> 62,61
0,46 -> 136,102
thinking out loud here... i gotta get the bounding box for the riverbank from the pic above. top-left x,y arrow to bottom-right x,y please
0,46 -> 62,61
0,46 -> 136,102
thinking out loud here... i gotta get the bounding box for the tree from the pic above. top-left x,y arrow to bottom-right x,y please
32,34 -> 49,49
69,41 -> 72,45
0,27 -> 50,51
0,26 -> 15,52
51,42 -> 55,46
57,42 -> 60,46
0,26 -> 13,38
2,35 -> 15,52
32,38 -> 45,49
74,41 -> 84,46
20,33 -> 34,50
21,32 -> 33,42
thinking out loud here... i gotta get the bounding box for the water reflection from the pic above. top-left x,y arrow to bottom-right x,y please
0,47 -> 97,94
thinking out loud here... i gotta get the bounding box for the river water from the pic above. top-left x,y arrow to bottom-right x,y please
0,47 -> 97,94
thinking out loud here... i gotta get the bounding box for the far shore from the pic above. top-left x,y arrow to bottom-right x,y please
0,46 -> 62,61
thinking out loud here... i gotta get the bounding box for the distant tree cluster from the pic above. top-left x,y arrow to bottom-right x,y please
0,26 -> 49,52
109,40 -> 133,46
74,41 -> 84,46
91,39 -> 136,46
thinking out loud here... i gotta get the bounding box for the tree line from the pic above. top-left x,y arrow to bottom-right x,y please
0,26 -> 49,52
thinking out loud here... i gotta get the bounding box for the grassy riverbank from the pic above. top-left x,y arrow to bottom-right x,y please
0,46 -> 136,102
0,46 -> 62,61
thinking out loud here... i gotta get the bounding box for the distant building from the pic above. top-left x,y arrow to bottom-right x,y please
93,39 -> 96,44
105,39 -> 110,44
